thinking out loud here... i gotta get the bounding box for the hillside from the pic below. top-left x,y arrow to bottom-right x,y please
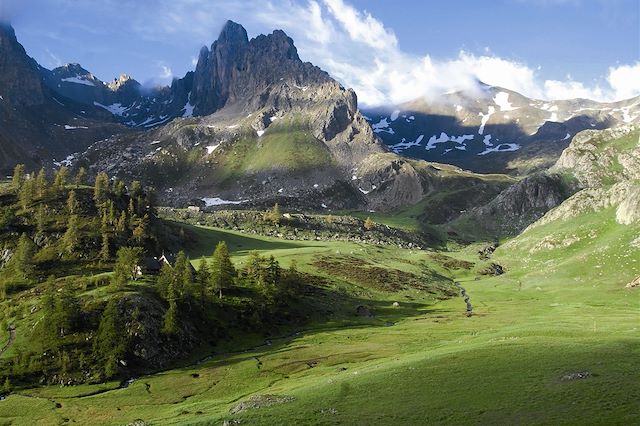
364,85 -> 640,175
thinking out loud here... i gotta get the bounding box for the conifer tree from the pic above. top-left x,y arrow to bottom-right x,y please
63,215 -> 80,253
74,166 -> 87,187
93,172 -> 110,206
157,262 -> 174,299
162,280 -> 178,335
35,168 -> 48,197
99,232 -> 110,261
196,257 -> 210,302
53,166 -> 69,190
113,179 -> 126,198
53,283 -> 78,337
116,211 -> 127,234
12,233 -> 36,280
18,176 -> 35,211
173,251 -> 192,298
210,241 -> 235,298
132,214 -> 149,245
67,190 -> 79,215
94,298 -> 127,378
36,204 -> 47,236
111,247 -> 143,288
11,164 -> 25,191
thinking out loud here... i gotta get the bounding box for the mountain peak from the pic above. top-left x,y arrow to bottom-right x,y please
218,20 -> 249,46
0,21 -> 16,39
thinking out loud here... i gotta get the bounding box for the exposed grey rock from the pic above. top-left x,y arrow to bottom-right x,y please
229,394 -> 295,414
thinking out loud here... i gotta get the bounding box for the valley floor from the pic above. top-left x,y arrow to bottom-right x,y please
1,219 -> 638,425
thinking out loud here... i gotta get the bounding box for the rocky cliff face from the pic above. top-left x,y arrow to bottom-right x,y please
528,125 -> 640,228
453,173 -> 574,237
0,23 -> 126,173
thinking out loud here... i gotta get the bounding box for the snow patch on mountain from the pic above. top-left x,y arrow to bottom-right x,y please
201,197 -> 247,207
389,134 -> 424,153
182,98 -> 194,118
94,101 -> 128,116
372,117 -> 395,134
390,110 -> 400,121
425,132 -> 475,151
61,76 -> 95,87
478,106 -> 495,135
478,143 -> 520,156
494,92 -> 518,111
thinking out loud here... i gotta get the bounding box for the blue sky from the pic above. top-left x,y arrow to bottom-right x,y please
3,0 -> 639,105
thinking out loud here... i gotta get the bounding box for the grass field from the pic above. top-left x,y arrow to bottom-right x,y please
0,204 -> 638,425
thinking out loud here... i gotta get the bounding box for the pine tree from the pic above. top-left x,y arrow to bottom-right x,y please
244,251 -> 264,285
111,247 -> 143,288
35,204 -> 47,236
116,211 -> 127,234
66,190 -> 79,215
53,283 -> 78,337
35,168 -> 48,197
18,176 -> 35,211
93,172 -> 110,206
162,279 -> 179,335
11,164 -> 25,191
74,167 -> 87,187
12,233 -> 36,280
265,255 -> 281,286
113,179 -> 126,198
157,262 -> 174,299
173,251 -> 192,298
195,257 -> 210,303
94,298 -> 127,378
63,215 -> 80,253
132,214 -> 149,245
53,166 -> 69,190
210,241 -> 235,298
99,232 -> 110,261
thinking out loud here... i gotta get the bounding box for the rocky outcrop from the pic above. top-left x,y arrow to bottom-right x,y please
456,173 -> 573,236
552,125 -> 639,187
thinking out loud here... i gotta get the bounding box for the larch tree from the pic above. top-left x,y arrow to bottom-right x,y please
210,241 -> 235,298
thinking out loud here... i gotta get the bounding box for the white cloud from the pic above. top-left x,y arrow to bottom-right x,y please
607,62 -> 640,101
62,0 -> 637,106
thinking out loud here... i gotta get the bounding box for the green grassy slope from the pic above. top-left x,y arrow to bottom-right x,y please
1,202 -> 638,425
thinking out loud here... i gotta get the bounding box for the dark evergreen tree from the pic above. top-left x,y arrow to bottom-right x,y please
94,298 -> 127,378
11,164 -> 25,191
111,247 -> 143,288
210,242 -> 235,298
74,167 -> 87,187
62,215 -> 80,253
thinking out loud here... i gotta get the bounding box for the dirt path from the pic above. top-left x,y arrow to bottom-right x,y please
454,282 -> 473,316
0,326 -> 16,355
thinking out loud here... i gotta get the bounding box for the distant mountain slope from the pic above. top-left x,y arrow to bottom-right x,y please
448,124 -> 640,239
363,85 -> 640,175
0,23 -> 127,173
78,21 -> 512,211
